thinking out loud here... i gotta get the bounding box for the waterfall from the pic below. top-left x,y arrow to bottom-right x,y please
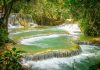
57,23 -> 81,35
22,48 -> 81,61
21,45 -> 100,70
9,23 -> 100,70
8,14 -> 38,30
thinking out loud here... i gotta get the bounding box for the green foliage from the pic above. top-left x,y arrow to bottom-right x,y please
20,0 -> 69,25
89,62 -> 100,70
12,0 -> 30,13
64,0 -> 100,36
0,29 -> 9,46
0,0 -> 31,45
0,48 -> 25,70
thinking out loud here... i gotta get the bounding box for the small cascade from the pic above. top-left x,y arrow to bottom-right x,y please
23,48 -> 81,61
8,14 -> 38,29
21,45 -> 100,70
58,24 -> 81,35
57,23 -> 81,40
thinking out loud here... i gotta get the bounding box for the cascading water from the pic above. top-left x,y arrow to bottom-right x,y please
9,23 -> 100,70
57,23 -> 81,35
21,45 -> 100,70
8,14 -> 38,30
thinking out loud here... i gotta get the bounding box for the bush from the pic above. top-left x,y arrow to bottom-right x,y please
89,63 -> 100,70
65,0 -> 100,36
0,48 -> 25,70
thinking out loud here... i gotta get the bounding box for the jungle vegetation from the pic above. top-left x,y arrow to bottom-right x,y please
0,0 -> 100,70
0,0 -> 100,46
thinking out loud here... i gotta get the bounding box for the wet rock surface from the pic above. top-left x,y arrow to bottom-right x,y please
75,40 -> 100,46
23,48 -> 82,61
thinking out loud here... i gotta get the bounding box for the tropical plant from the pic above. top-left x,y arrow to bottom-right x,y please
21,0 -> 69,25
64,0 -> 100,36
0,0 -> 30,46
0,48 -> 25,70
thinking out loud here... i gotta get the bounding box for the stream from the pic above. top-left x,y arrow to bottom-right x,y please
9,23 -> 100,70
21,45 -> 100,70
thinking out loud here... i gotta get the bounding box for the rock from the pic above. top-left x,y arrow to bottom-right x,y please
75,40 -> 100,46
28,48 -> 82,61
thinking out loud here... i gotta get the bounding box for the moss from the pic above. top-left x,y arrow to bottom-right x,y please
78,34 -> 100,42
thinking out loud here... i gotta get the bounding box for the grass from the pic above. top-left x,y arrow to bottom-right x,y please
77,34 -> 100,41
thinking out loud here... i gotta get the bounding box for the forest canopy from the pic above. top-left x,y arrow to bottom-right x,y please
0,0 -> 100,46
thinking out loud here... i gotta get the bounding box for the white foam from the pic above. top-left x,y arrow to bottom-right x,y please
20,34 -> 67,45
22,53 -> 96,70
58,24 -> 81,35
21,45 -> 100,70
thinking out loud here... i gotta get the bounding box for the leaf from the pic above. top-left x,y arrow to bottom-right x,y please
12,48 -> 16,51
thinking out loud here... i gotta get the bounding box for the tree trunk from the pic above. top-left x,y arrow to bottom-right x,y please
0,0 -> 14,47
0,17 -> 9,46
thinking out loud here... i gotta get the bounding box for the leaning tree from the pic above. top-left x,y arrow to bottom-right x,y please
0,0 -> 14,46
0,0 -> 30,46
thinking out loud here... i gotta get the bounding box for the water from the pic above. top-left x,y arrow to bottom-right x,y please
20,35 -> 100,70
9,24 -> 100,70
57,24 -> 81,35
20,34 -> 67,46
22,45 -> 100,70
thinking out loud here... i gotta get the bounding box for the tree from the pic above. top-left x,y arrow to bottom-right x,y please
21,0 -> 68,25
0,0 -> 14,46
0,0 -> 30,46
64,0 -> 100,36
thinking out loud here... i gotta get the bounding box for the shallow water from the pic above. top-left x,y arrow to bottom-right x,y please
20,34 -> 74,49
9,24 -> 100,70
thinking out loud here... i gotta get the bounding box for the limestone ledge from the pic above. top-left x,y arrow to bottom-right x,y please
23,46 -> 81,61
